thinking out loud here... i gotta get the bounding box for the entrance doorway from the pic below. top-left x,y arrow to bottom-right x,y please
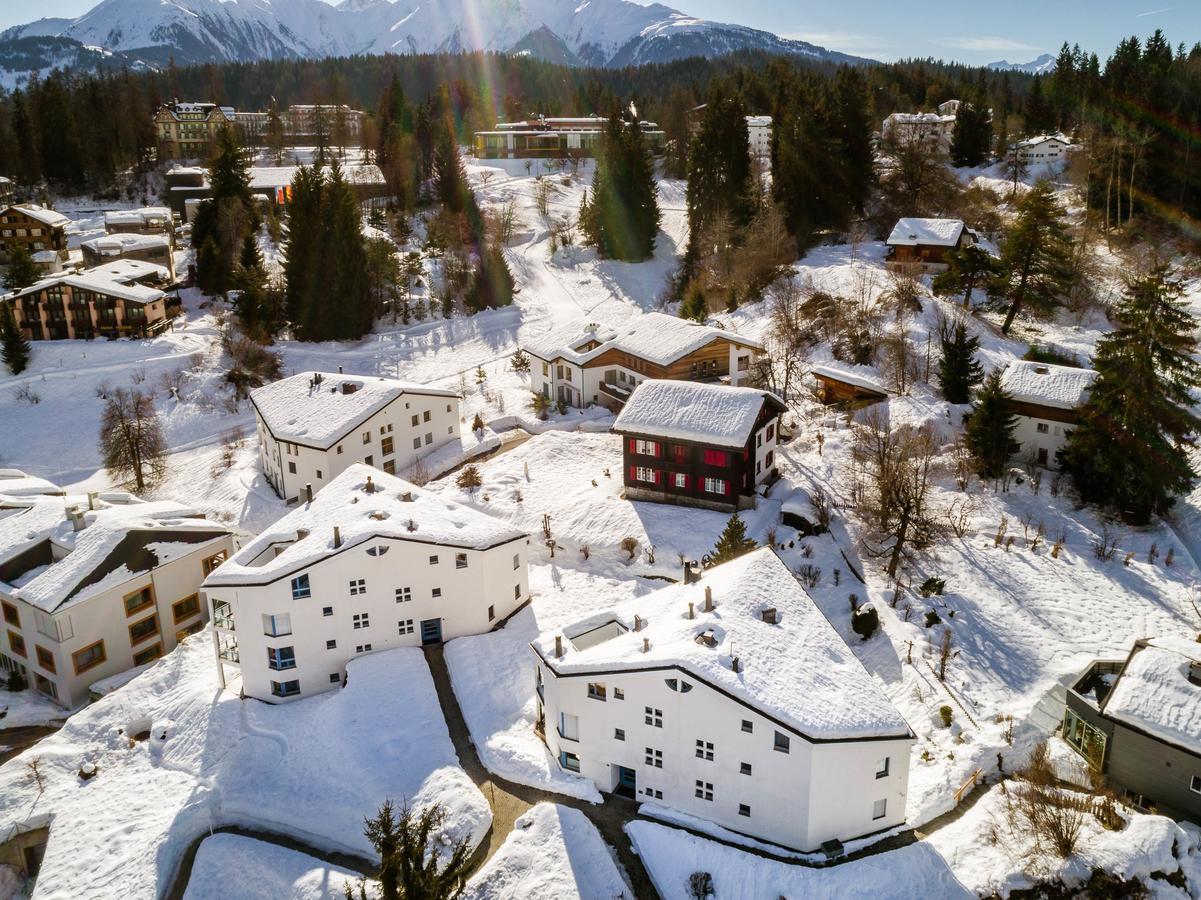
420,618 -> 443,645
613,765 -> 637,799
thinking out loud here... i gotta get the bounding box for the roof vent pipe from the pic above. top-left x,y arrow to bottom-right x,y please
338,365 -> 343,374
333,525 -> 342,548
688,602 -> 694,620
365,475 -> 375,493
634,615 -> 642,632
732,656 -> 741,673
305,483 -> 313,503
642,637 -> 650,653
555,635 -> 563,658
704,586 -> 713,612
87,492 -> 96,511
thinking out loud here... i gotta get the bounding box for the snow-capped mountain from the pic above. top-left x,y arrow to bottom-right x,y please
988,53 -> 1056,75
0,0 -> 865,85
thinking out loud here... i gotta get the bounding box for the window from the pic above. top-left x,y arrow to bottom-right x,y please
367,545 -> 389,556
364,456 -> 373,467
423,410 -> 431,423
267,646 -> 296,670
356,643 -> 373,653
72,640 -> 106,675
588,682 -> 607,701
262,613 -> 291,637
337,445 -> 343,455
432,588 -> 442,599
1062,708 -> 1108,768
288,462 -> 297,474
876,757 -> 890,779
330,673 -> 341,684
362,430 -> 371,444
615,728 -> 625,741
398,619 -> 414,635
512,553 -> 520,570
764,450 -> 774,468
326,639 -> 337,649
352,613 -> 369,629
202,550 -> 227,576
703,477 -> 727,495
413,437 -> 421,450
774,731 -> 790,753
291,574 -> 311,600
455,553 -> 468,569
633,439 -> 659,457
488,605 -> 495,621
740,762 -> 752,776
741,720 -> 753,733
2,601 -> 19,626
560,751 -> 580,772
643,787 -> 663,800
1191,776 -> 1201,795
872,799 -> 887,820
613,688 -> 624,700
322,606 -> 333,617
396,587 -> 412,603
35,646 -> 55,673
703,448 -> 728,467
429,555 -> 439,565
644,748 -> 663,768
694,780 -> 713,801
128,615 -> 159,645
1037,422 -> 1050,434
411,414 -> 419,426
134,645 -> 162,666
8,630 -> 26,657
695,740 -> 714,761
672,473 -> 689,489
645,707 -> 663,727
172,595 -> 200,623
316,471 -> 322,480
559,712 -> 579,741
766,424 -> 775,441
271,680 -> 300,698
665,678 -> 677,691
349,579 -> 366,596
633,466 -> 658,484
381,437 -> 394,456
514,584 -> 521,601
382,460 -> 395,475
124,586 -> 154,616
738,804 -> 751,817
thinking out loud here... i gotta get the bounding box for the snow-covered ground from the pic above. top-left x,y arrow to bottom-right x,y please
0,635 -> 489,898
0,687 -> 66,729
182,834 -> 367,900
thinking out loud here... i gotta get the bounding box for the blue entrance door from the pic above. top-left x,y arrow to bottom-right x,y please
615,766 -> 636,799
420,618 -> 443,645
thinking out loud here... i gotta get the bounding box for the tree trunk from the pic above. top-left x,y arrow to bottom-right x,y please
887,508 -> 910,578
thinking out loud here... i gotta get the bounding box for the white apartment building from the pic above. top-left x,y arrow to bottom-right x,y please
882,111 -> 956,148
523,313 -> 763,411
999,360 -> 1098,469
251,371 -> 462,504
204,465 -> 530,703
746,115 -> 772,159
0,480 -> 233,709
532,549 -> 914,852
1015,134 -> 1074,164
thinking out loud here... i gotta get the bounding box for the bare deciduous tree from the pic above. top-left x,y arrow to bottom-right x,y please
100,389 -> 166,493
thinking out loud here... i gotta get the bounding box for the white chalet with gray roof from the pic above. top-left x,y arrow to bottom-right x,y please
1015,134 -> 1075,164
204,465 -> 530,703
0,479 -> 233,709
250,372 -> 461,503
522,312 -> 762,411
532,548 -> 914,852
998,360 -> 1097,468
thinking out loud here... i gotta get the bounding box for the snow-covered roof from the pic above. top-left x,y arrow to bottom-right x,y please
809,364 -> 889,396
885,112 -> 955,126
886,218 -> 966,248
0,495 -> 227,613
104,207 -> 172,228
745,115 -> 772,128
1103,636 -> 1201,752
170,165 -> 386,192
205,465 -> 526,588
522,312 -> 761,369
0,469 -> 63,498
1016,133 -> 1072,149
3,262 -> 167,305
998,360 -> 1097,410
4,204 -> 69,228
250,372 -> 459,450
533,548 -> 913,742
82,232 -> 171,256
612,380 -> 784,448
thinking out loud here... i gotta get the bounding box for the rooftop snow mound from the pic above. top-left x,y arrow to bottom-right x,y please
1104,636 -> 1201,752
885,218 -> 966,248
521,311 -> 761,369
5,203 -> 69,228
533,548 -> 913,742
612,380 -> 785,448
250,372 -> 459,449
205,465 -> 526,588
0,469 -> 64,498
999,360 -> 1097,409
82,232 -> 171,255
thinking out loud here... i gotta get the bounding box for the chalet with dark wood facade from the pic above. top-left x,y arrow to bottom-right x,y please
524,313 -> 763,411
0,205 -> 69,264
885,218 -> 976,272
811,365 -> 889,407
612,380 -> 786,512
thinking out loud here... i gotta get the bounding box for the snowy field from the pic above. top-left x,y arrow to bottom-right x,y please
0,636 -> 489,899
182,834 -> 367,900
0,687 -> 65,729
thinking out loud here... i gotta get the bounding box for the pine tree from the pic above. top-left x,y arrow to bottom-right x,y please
994,182 -> 1074,334
233,232 -> 269,333
0,301 -> 31,375
686,88 -> 753,258
3,244 -> 42,292
1063,263 -> 1201,523
965,371 -> 1020,478
510,348 -> 531,375
465,244 -> 514,313
359,800 -> 471,900
323,161 -> 372,340
580,111 -> 659,261
283,165 -> 326,339
937,319 -> 984,404
949,100 -> 992,168
266,97 -> 286,165
932,243 -> 998,308
193,125 -> 256,295
679,282 -> 707,322
710,513 -> 757,565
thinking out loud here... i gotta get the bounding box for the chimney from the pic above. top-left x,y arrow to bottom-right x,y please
305,483 -> 313,503
732,656 -> 742,673
634,614 -> 643,632
400,491 -> 414,502
642,637 -> 650,653
555,635 -> 563,658
704,586 -> 713,612
333,526 -> 342,548
365,475 -> 375,493
761,608 -> 777,625
338,365 -> 343,375
87,492 -> 96,511
688,602 -> 694,620
67,507 -> 86,532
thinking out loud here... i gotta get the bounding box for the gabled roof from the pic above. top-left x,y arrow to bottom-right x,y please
809,364 -> 889,396
205,465 -> 526,589
522,312 -> 761,369
1016,133 -> 1073,149
104,207 -> 172,228
1102,636 -> 1201,754
533,548 -> 913,743
999,360 -> 1097,410
3,204 -> 69,228
612,380 -> 784,448
82,233 -> 171,256
885,218 -> 966,248
3,263 -> 167,305
250,372 -> 459,450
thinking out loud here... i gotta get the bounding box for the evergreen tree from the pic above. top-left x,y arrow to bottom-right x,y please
265,97 -> 286,165
937,319 -> 984,404
282,165 -> 326,339
932,243 -> 998,308
510,348 -> 531,375
193,125 -> 256,295
949,99 -> 992,167
465,243 -> 514,312
580,111 -> 659,261
1024,75 -> 1054,134
710,513 -> 757,565
686,89 -> 753,258
358,799 -> 471,900
1063,264 -> 1201,524
994,182 -> 1074,334
233,232 -> 269,333
0,301 -> 31,375
679,282 -> 707,322
323,161 -> 373,340
965,371 -> 1020,478
3,244 -> 42,292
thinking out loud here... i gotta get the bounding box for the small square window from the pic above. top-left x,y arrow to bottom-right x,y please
774,731 -> 790,753
1191,775 -> 1201,795
322,606 -> 333,617
695,740 -> 714,761
363,431 -> 371,444
738,803 -> 751,817
741,720 -> 753,733
349,578 -> 366,596
873,798 -> 887,820
514,584 -> 521,601
644,748 -> 663,768
694,780 -> 713,801
740,762 -> 752,776
396,587 -> 411,603
424,433 -> 433,445
288,461 -> 296,474
429,555 -> 439,565
588,682 -> 607,701
455,553 -> 468,569
876,757 -> 890,779
365,455 -> 373,466
423,410 -> 431,422
560,751 -> 580,772
645,707 -> 662,727
488,605 -> 495,621
513,553 -> 520,570
329,673 -> 341,683
326,639 -> 336,649
613,688 -> 624,700
413,437 -> 421,450
411,414 -> 419,426
615,728 -> 625,741
337,445 -> 343,454
352,612 -> 370,629
1037,422 -> 1050,434
316,470 -> 322,479
432,588 -> 442,598
398,619 -> 414,635
356,643 -> 373,653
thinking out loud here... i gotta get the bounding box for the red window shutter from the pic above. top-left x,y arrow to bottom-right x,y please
650,442 -> 659,458
681,474 -> 690,490
653,469 -> 661,485
726,479 -> 734,496
628,466 -> 636,481
629,438 -> 636,453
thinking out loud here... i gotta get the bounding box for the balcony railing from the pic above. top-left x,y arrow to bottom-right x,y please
217,643 -> 240,664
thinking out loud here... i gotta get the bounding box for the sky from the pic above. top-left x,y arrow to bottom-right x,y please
0,0 -> 1193,65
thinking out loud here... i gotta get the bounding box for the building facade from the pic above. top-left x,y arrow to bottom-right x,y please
746,115 -> 772,159
0,490 -> 233,709
882,111 -> 956,148
154,102 -> 237,160
612,380 -> 785,512
523,313 -> 763,411
474,116 -> 667,159
81,234 -> 176,283
0,205 -> 69,264
998,360 -> 1098,468
1016,134 -> 1073,164
203,465 -> 530,703
885,218 -> 977,272
251,372 -> 462,504
532,549 -> 914,852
